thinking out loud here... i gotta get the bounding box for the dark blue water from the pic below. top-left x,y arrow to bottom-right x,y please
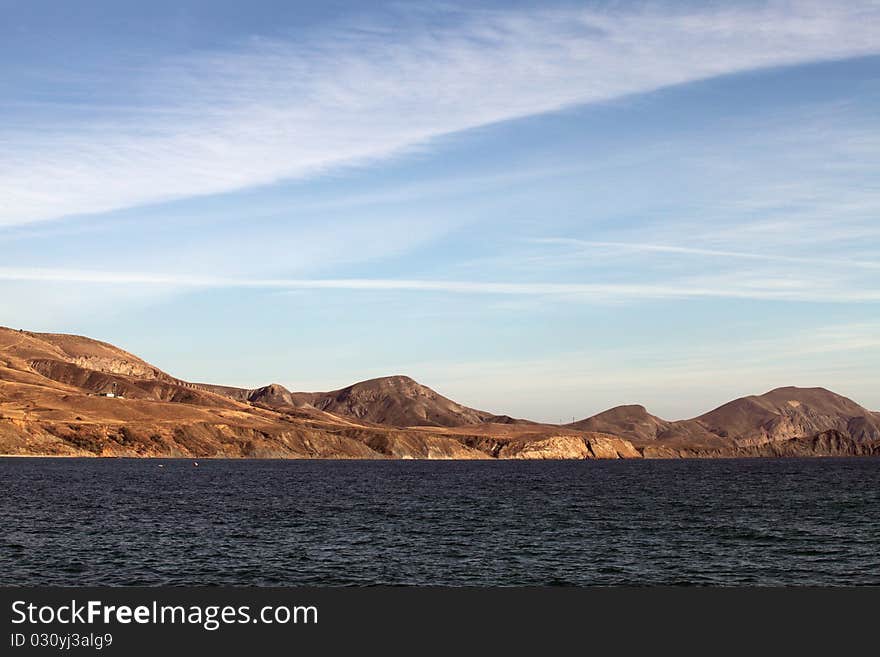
1,458 -> 878,586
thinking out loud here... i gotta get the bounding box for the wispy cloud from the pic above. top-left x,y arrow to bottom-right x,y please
536,238 -> 880,270
2,1 -> 879,225
0,266 -> 878,303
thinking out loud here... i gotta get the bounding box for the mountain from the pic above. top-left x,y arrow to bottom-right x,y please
693,386 -> 880,445
2,326 -> 878,459
205,376 -> 530,428
299,375 -> 493,428
0,327 -> 237,408
568,386 -> 880,454
0,327 -> 635,459
0,327 -> 484,459
565,404 -> 724,449
568,405 -> 672,443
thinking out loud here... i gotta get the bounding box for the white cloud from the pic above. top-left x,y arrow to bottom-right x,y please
0,266 -> 878,303
2,1 -> 879,225
536,238 -> 880,270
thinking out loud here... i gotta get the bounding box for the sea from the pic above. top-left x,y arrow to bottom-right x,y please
1,457 -> 878,586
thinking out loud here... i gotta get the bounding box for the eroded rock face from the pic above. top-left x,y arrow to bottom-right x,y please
27,359 -> 237,408
364,432 -> 488,459
498,434 -> 642,460
585,434 -> 642,459
0,419 -> 379,459
70,356 -> 161,379
500,436 -> 591,460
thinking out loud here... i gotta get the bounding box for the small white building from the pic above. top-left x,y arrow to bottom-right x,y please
97,383 -> 121,398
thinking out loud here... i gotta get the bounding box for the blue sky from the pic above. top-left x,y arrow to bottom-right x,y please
1,0 -> 879,421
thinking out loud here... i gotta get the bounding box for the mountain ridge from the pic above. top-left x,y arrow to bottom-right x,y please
1,326 -> 878,459
568,386 -> 880,448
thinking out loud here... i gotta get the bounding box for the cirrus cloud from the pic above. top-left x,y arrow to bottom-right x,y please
2,1 -> 880,225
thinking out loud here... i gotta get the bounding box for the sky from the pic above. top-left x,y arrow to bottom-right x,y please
1,0 -> 879,422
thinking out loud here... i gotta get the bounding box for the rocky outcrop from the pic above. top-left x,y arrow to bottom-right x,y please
247,383 -> 305,409
69,355 -> 162,380
197,382 -> 314,409
498,434 -> 642,460
500,436 -> 592,459
585,434 -> 642,459
362,432 -> 488,459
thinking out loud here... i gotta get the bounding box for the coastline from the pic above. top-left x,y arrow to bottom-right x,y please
2,452 -> 879,460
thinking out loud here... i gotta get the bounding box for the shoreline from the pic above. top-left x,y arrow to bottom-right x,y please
2,453 -> 879,461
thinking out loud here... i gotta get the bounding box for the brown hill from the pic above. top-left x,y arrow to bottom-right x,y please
199,382 -> 311,409
568,405 -> 671,443
566,404 -> 725,449
298,375 -> 494,428
693,386 -> 880,446
569,386 -> 880,451
0,327 -> 238,409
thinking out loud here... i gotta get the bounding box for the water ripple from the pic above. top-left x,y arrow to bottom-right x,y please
1,457 -> 878,586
